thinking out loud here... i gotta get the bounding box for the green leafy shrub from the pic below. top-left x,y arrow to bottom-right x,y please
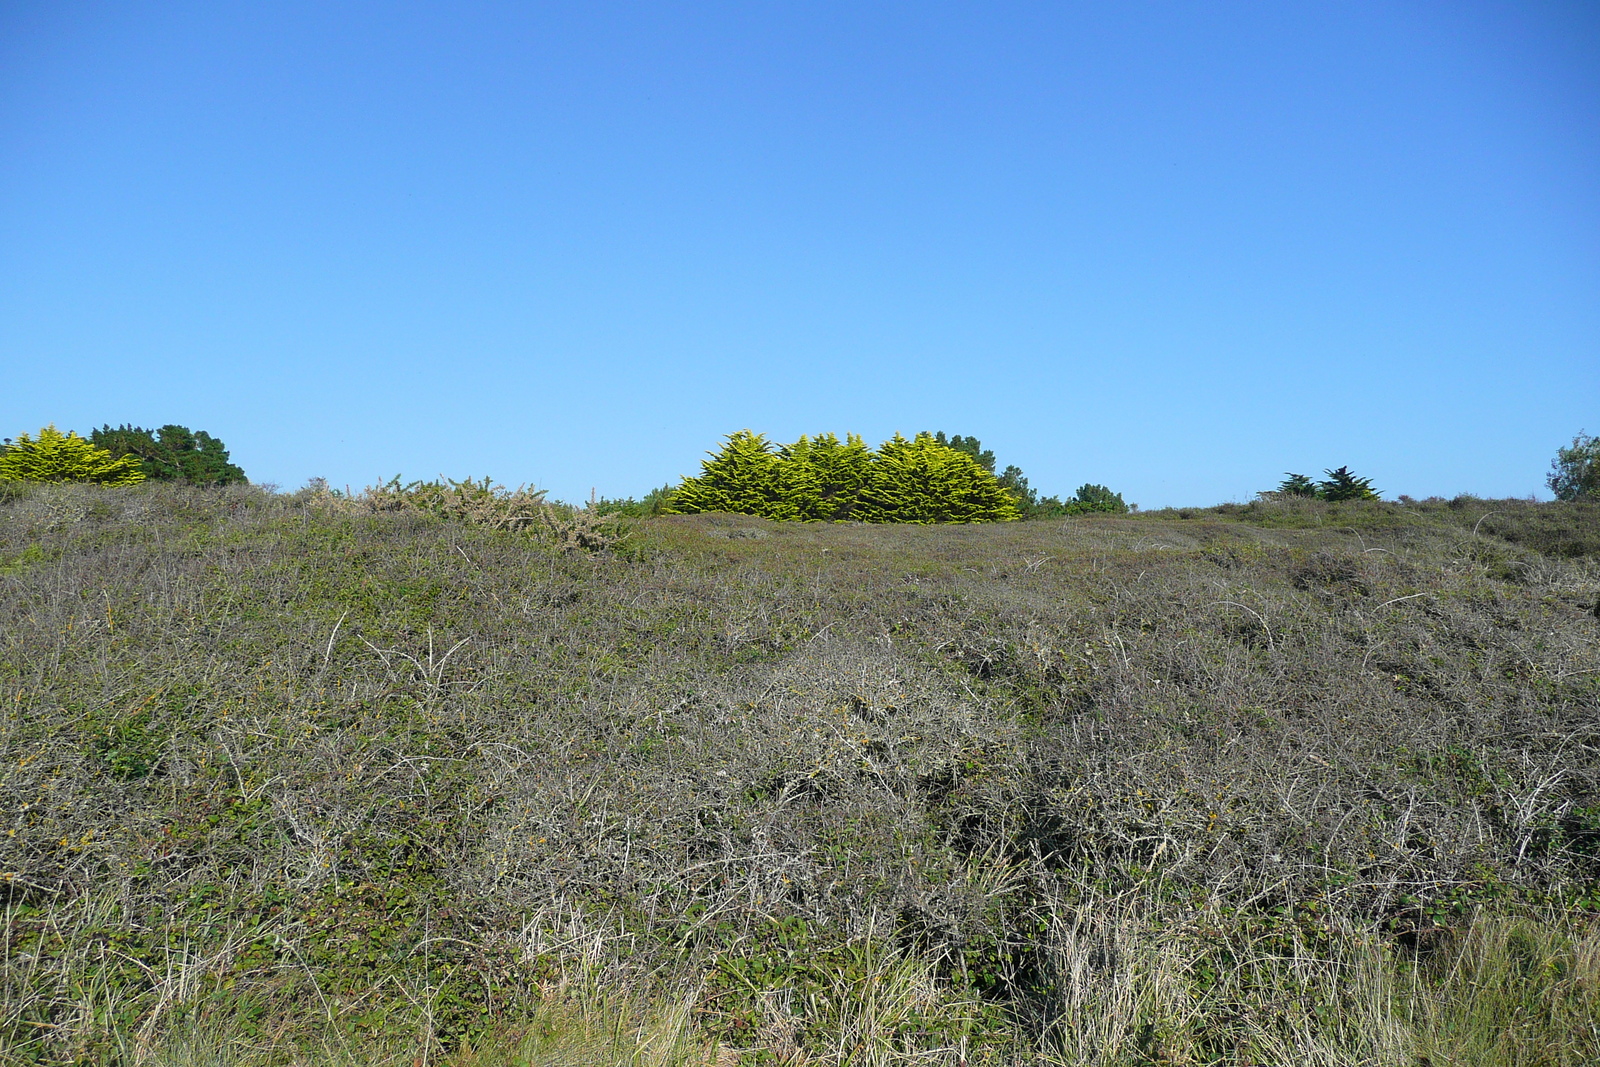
1548,431 -> 1599,501
0,425 -> 145,485
90,424 -> 247,486
771,432 -> 877,521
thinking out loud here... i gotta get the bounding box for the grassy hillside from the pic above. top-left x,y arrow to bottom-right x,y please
1,484 -> 1597,1065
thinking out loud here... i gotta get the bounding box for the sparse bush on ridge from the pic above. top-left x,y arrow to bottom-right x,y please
0,482 -> 1597,1064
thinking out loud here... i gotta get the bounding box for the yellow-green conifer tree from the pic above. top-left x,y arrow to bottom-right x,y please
855,432 -> 1018,523
0,425 -> 145,485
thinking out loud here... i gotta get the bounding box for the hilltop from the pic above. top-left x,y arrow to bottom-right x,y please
1,484 -> 1596,1065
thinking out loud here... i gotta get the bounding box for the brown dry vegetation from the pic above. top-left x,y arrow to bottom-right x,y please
0,483 -> 1597,1065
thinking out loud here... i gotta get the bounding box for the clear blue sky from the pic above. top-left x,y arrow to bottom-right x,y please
3,1 -> 1596,506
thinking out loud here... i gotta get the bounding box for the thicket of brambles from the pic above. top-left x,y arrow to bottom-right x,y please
0,423 -> 245,487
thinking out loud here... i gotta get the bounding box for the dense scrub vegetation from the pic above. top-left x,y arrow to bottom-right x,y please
0,484 -> 1597,1065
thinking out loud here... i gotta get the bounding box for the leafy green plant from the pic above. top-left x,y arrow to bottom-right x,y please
776,432 -> 876,521
0,424 -> 145,485
1547,430 -> 1599,501
90,424 -> 247,486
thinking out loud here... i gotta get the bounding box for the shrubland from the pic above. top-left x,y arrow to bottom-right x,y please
0,482 -> 1597,1065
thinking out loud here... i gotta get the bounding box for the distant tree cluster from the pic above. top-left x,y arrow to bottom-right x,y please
91,425 -> 247,486
0,423 -> 245,486
1273,466 -> 1380,501
935,432 -> 1129,518
666,430 -> 1019,523
664,430 -> 1130,524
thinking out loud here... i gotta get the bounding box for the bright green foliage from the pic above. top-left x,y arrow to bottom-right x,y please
854,432 -> 1020,524
778,432 -> 876,521
90,424 -> 247,486
1278,473 -> 1320,498
1318,466 -> 1380,501
1063,483 -> 1130,514
1547,431 -> 1599,501
0,425 -> 145,485
668,430 -> 1018,523
666,430 -> 795,519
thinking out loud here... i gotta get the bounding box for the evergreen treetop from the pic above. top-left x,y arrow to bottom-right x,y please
1318,466 -> 1380,501
91,424 -> 246,486
666,430 -> 1018,523
0,425 -> 146,485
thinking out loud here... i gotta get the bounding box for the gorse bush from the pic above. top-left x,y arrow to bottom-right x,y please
668,430 -> 1019,523
0,424 -> 145,485
304,474 -> 631,553
90,423 -> 247,486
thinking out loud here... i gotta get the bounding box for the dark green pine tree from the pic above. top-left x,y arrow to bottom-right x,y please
90,424 -> 247,485
1317,466 -> 1380,501
1064,483 -> 1129,514
932,431 -> 996,473
1276,473 -> 1320,498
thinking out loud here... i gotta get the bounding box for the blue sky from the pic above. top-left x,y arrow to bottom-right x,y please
3,1 -> 1596,506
